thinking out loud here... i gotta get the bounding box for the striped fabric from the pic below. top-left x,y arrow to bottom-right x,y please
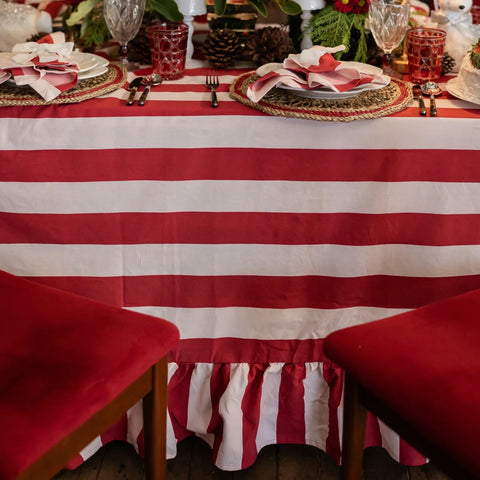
0,66 -> 479,471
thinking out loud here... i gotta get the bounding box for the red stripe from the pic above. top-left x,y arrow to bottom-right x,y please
399,437 -> 426,466
2,148 -> 480,181
0,96 -> 261,119
100,415 -> 127,445
27,274 -> 480,310
3,212 -> 480,246
364,413 -> 382,447
170,338 -> 324,364
207,364 -> 230,463
241,364 -> 267,468
276,363 -> 306,443
168,363 -> 195,441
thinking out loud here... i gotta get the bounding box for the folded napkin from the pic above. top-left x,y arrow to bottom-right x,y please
0,31 -> 79,102
247,45 -> 389,103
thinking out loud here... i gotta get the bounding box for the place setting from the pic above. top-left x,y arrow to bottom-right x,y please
229,0 -> 416,122
0,31 -> 127,106
229,44 -> 413,122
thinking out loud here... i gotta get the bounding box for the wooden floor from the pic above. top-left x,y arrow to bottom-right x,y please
53,436 -> 450,480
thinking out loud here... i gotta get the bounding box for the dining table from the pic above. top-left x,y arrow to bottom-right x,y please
0,58 -> 479,472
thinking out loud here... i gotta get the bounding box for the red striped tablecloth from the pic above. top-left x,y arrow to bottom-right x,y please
1,65 -> 479,471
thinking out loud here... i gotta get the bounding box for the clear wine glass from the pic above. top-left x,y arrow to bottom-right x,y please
103,0 -> 146,71
368,0 -> 410,79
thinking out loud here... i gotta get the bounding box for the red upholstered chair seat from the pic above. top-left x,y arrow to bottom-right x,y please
0,269 -> 179,480
323,288 -> 480,480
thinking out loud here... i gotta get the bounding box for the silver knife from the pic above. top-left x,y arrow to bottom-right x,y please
126,77 -> 143,106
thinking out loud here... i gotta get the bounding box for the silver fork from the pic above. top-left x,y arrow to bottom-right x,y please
205,73 -> 219,108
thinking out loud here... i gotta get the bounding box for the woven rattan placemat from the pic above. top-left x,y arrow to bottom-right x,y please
230,71 -> 413,122
0,64 -> 127,107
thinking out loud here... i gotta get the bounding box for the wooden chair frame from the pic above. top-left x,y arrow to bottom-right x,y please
17,356 -> 169,480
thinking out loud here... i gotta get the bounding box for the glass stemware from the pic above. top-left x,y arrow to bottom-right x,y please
368,0 -> 410,79
103,0 -> 146,71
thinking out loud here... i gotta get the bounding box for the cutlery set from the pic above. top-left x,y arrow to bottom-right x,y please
126,74 -> 163,106
126,73 -> 220,107
412,82 -> 441,116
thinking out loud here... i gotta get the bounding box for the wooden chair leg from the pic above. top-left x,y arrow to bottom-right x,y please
341,373 -> 367,480
143,356 -> 168,480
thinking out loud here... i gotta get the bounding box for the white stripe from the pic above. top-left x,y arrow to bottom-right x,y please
3,180 -> 480,214
106,89 -> 234,102
304,363 -> 330,450
0,116 -> 478,150
186,363 -> 214,435
166,363 -> 179,458
215,363 -> 250,470
255,363 -> 282,449
123,72 -> 239,86
126,401 -> 143,451
129,306 -> 407,340
434,98 -> 480,109
379,420 -> 401,462
1,243 -> 480,278
78,434 -> 103,462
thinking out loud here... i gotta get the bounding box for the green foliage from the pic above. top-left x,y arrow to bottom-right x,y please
246,0 -> 268,17
65,0 -> 182,47
147,0 -> 182,21
63,0 -> 109,48
212,0 -> 301,17
306,4 -> 368,62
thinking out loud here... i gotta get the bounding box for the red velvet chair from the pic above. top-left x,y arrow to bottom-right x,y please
0,269 -> 179,480
323,288 -> 480,480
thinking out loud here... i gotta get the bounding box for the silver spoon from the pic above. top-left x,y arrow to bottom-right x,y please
412,85 -> 427,116
138,73 -> 163,106
421,82 -> 441,117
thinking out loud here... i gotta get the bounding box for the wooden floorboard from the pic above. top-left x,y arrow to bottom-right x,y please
53,437 -> 452,480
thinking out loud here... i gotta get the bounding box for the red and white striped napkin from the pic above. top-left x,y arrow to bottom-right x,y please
247,45 -> 389,103
0,31 -> 79,102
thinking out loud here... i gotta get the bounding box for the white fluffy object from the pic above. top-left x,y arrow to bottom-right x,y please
431,0 -> 480,72
0,0 -> 52,52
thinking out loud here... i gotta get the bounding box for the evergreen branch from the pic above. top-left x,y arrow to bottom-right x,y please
307,6 -> 368,62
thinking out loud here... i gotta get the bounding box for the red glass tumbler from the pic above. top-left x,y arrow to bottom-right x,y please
148,22 -> 188,80
406,28 -> 446,84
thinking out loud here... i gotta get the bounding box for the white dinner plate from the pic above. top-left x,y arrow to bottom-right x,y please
78,65 -> 109,80
68,52 -> 109,73
277,75 -> 391,100
445,77 -> 480,106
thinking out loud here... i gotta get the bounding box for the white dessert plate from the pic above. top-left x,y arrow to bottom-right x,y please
78,64 -> 109,80
337,61 -> 383,76
277,75 -> 390,100
68,52 -> 109,73
445,77 -> 480,106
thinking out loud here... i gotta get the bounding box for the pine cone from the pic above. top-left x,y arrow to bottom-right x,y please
441,51 -> 456,76
128,14 -> 163,65
244,27 -> 295,65
202,29 -> 243,68
26,32 -> 50,43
